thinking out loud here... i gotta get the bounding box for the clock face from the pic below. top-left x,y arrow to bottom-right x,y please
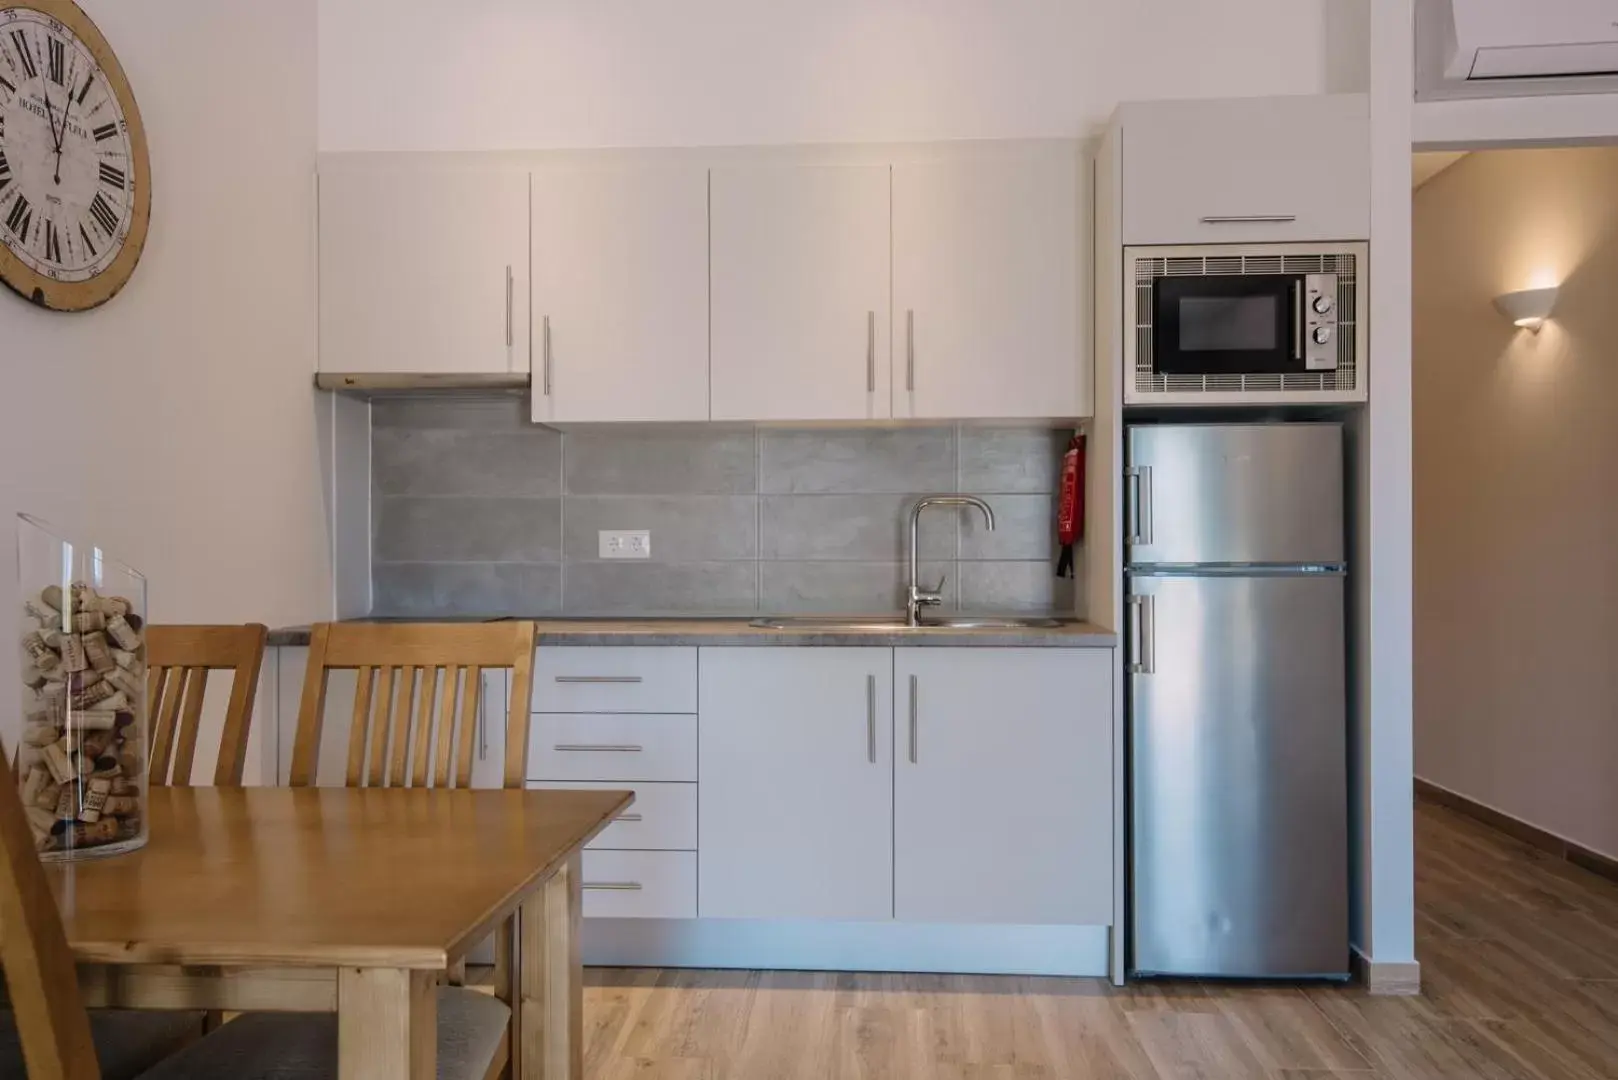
0,2 -> 148,311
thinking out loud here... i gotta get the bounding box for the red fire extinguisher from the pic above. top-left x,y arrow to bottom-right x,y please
1056,434 -> 1085,578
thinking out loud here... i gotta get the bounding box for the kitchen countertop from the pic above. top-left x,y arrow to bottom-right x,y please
265,617 -> 1117,649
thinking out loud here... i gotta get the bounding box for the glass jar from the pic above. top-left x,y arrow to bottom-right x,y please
15,514 -> 148,861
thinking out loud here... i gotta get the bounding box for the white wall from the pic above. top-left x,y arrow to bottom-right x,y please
1414,147 -> 1618,860
319,0 -> 1349,151
0,1 -> 329,767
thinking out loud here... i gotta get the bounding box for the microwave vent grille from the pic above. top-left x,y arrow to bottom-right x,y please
1133,252 -> 1359,397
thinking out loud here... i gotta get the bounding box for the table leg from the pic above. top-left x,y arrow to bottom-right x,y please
339,967 -> 437,1080
520,852 -> 582,1080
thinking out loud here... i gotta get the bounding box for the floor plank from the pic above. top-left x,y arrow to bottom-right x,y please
548,800 -> 1618,1079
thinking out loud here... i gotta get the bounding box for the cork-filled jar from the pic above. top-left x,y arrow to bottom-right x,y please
15,514 -> 149,861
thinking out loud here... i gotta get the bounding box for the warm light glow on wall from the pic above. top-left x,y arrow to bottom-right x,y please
1493,286 -> 1559,333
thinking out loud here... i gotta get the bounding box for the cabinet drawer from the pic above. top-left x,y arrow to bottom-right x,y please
526,781 -> 696,851
581,851 -> 696,919
528,714 -> 697,782
533,647 -> 697,713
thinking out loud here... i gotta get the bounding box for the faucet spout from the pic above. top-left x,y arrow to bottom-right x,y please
906,495 -> 996,626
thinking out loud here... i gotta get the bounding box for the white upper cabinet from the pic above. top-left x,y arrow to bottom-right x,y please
318,166 -> 530,377
710,165 -> 891,422
894,648 -> 1113,926
893,149 -> 1087,419
1117,94 -> 1370,246
531,166 -> 710,423
698,648 -> 894,921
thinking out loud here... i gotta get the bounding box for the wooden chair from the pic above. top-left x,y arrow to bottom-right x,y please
287,621 -> 535,791
145,624 -> 269,788
0,750 -> 199,1080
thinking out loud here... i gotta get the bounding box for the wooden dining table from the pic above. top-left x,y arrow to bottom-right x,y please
43,785 -> 632,1080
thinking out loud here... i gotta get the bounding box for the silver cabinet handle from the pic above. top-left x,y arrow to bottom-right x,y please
584,882 -> 643,891
1199,215 -> 1298,225
1128,595 -> 1157,675
505,265 -> 514,349
905,309 -> 915,392
908,674 -> 918,764
554,744 -> 643,753
1292,280 -> 1304,362
555,675 -> 643,685
541,315 -> 552,396
615,813 -> 644,823
866,674 -> 877,764
866,311 -> 876,393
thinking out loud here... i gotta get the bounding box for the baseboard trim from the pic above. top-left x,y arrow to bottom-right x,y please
1351,947 -> 1421,996
1415,777 -> 1618,885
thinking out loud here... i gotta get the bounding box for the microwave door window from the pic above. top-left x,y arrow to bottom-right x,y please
1155,275 -> 1297,376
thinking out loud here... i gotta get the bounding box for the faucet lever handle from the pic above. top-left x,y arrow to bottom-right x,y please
924,576 -> 947,603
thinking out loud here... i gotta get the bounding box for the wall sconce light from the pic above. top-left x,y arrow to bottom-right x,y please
1493,286 -> 1559,332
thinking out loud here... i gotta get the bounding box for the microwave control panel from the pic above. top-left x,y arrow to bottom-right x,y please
1304,274 -> 1339,371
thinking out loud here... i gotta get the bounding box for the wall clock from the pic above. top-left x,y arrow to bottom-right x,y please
0,0 -> 149,311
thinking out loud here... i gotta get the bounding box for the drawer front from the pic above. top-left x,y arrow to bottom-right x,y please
533,647 -> 697,714
581,851 -> 697,919
526,781 -> 697,851
528,713 -> 697,782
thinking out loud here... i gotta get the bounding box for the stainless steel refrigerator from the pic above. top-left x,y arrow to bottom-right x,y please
1126,421 -> 1349,979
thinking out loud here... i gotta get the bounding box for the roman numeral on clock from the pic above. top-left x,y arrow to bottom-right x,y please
93,122 -> 118,143
99,162 -> 125,190
6,194 -> 31,240
11,30 -> 36,80
0,74 -> 15,95
44,219 -> 60,262
47,36 -> 64,85
78,223 -> 96,258
0,151 -> 10,194
88,192 -> 119,235
76,71 -> 94,105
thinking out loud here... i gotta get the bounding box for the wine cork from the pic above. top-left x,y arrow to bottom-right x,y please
110,778 -> 138,797
104,795 -> 140,818
80,784 -> 109,823
71,680 -> 116,710
25,805 -> 56,846
25,599 -> 59,627
78,731 -> 112,760
99,691 -> 131,712
106,667 -> 141,699
23,721 -> 59,747
23,632 -> 62,672
71,584 -> 99,612
22,666 -> 48,691
68,669 -> 104,692
106,615 -> 141,651
75,709 -> 119,732
21,765 -> 49,807
59,634 -> 88,673
100,595 -> 132,618
66,820 -> 119,847
39,585 -> 64,612
54,785 -> 78,822
83,631 -> 115,672
32,781 -> 60,811
42,743 -> 77,785
112,648 -> 140,671
71,610 -> 106,633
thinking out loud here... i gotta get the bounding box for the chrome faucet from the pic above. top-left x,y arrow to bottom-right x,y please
907,495 -> 996,626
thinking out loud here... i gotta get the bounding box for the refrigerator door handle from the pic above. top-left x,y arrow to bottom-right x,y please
1125,466 -> 1154,546
1128,594 -> 1156,675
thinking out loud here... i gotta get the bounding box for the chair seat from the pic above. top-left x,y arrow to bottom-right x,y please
0,1009 -> 203,1080
137,987 -> 510,1080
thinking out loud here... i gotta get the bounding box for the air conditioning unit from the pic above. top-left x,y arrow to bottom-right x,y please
1417,0 -> 1618,100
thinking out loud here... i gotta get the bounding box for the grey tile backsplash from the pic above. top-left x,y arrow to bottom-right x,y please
370,397 -> 1080,618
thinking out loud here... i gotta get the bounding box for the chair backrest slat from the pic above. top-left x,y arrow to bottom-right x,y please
289,623 -> 535,790
0,753 -> 101,1080
145,624 -> 268,787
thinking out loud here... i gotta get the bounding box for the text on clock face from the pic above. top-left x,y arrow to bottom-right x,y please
0,8 -> 136,283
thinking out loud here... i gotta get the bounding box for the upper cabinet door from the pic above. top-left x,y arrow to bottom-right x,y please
1119,94 -> 1370,246
894,648 -> 1113,926
894,149 -> 1087,420
531,166 -> 710,423
710,165 -> 891,421
318,167 -> 531,376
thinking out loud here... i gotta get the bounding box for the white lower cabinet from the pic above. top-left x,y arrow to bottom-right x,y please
580,851 -> 697,919
698,648 -> 894,920
894,648 -> 1114,925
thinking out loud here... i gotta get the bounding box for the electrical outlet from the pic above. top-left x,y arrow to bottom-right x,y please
599,530 -> 652,560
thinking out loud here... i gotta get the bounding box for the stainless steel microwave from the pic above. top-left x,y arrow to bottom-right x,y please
1124,242 -> 1368,405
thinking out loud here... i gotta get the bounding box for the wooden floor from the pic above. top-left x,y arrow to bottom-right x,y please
574,801 -> 1618,1079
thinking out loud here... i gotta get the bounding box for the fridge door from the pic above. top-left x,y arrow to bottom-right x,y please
1129,570 -> 1349,978
1126,423 -> 1344,567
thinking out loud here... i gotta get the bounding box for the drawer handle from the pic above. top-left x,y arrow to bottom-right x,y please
1198,214 -> 1298,225
554,675 -> 644,684
584,882 -> 643,891
554,744 -> 643,753
615,813 -> 644,823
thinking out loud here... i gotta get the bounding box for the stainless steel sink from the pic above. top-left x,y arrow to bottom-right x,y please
748,616 -> 1064,631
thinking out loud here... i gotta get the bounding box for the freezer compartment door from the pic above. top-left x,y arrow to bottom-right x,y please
1129,572 -> 1349,978
1126,423 -> 1344,566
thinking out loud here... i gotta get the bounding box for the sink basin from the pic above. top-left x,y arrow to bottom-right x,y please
748,616 -> 1064,631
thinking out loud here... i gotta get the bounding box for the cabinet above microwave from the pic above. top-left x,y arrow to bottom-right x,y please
1112,94 -> 1370,247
